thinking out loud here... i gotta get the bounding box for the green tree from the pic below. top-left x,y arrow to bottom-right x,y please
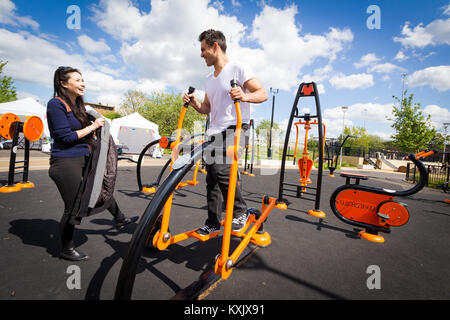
0,60 -> 17,103
342,126 -> 384,151
119,90 -> 147,115
256,120 -> 281,142
388,91 -> 435,153
138,90 -> 206,137
103,111 -> 122,120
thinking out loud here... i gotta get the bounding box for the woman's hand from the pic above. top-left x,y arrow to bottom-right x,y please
76,117 -> 105,139
92,118 -> 105,130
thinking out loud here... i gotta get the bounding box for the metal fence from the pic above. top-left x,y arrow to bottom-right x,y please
405,162 -> 450,188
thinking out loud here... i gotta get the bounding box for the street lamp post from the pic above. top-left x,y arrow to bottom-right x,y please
444,122 -> 450,163
339,106 -> 348,169
268,87 -> 279,159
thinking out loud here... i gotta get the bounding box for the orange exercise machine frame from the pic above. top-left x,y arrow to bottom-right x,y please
292,114 -> 326,190
135,87 -> 204,194
330,150 -> 435,243
114,80 -> 286,299
0,113 -> 44,193
278,82 -> 326,218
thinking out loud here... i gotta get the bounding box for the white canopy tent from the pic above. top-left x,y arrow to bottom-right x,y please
110,112 -> 161,155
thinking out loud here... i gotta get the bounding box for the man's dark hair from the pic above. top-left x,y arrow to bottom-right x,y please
198,29 -> 227,53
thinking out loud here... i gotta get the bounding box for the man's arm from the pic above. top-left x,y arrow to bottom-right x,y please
230,77 -> 268,104
183,92 -> 211,114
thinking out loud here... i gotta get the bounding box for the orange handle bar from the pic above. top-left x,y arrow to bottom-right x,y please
406,150 -> 435,160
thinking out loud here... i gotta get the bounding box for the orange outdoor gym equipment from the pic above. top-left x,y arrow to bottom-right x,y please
330,150 -> 436,243
135,87 -> 204,194
114,80 -> 286,300
0,113 -> 44,193
293,114 -> 326,190
278,82 -> 326,218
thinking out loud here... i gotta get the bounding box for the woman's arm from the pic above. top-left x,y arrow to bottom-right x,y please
47,99 -> 104,142
76,118 -> 104,139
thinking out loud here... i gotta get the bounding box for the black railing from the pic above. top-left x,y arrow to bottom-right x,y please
406,162 -> 450,188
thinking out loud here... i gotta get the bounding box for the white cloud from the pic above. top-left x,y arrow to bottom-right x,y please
394,51 -> 408,61
368,62 -> 406,73
354,53 -> 405,74
17,91 -> 41,102
231,0 -> 242,8
329,73 -> 374,89
354,53 -> 381,68
211,0 -> 224,12
77,35 -> 111,54
93,1 -> 353,92
0,27 -> 158,107
324,103 -> 393,123
0,28 -> 86,87
394,18 -> 450,48
322,102 -> 394,137
0,0 -> 39,30
301,65 -> 333,82
371,131 -> 392,140
407,65 -> 450,91
423,104 -> 450,128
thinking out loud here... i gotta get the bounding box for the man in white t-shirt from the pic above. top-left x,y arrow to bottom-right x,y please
183,29 -> 267,235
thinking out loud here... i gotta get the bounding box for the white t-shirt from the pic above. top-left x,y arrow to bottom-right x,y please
205,61 -> 255,135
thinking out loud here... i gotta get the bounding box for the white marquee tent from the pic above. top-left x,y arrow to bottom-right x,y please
110,112 -> 161,155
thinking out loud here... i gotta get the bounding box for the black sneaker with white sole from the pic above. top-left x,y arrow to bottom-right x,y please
196,224 -> 220,236
232,211 -> 250,232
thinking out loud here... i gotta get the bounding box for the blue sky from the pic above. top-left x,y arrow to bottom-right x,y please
1,0 -> 449,140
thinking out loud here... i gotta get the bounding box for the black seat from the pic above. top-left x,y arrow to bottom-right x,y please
340,172 -> 368,185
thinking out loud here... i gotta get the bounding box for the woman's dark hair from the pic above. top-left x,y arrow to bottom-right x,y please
53,66 -> 91,131
198,29 -> 227,53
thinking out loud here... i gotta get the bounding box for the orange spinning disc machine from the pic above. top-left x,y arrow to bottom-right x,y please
0,113 -> 44,193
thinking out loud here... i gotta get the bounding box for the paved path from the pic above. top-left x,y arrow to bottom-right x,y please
0,155 -> 449,300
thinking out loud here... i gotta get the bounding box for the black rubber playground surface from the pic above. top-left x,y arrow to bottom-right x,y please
0,161 -> 449,300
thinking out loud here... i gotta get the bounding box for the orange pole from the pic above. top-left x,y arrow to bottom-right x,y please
294,123 -> 300,160
159,105 -> 188,247
219,99 -> 242,267
303,123 -> 310,156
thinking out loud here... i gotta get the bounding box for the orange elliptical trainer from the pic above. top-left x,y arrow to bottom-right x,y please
135,86 -> 204,194
114,81 -> 286,300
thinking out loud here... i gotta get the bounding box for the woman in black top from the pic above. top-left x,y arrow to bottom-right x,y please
47,66 -> 137,261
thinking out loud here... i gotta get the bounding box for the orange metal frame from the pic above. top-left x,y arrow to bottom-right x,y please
150,83 -> 285,280
293,119 -> 326,191
331,150 -> 436,243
